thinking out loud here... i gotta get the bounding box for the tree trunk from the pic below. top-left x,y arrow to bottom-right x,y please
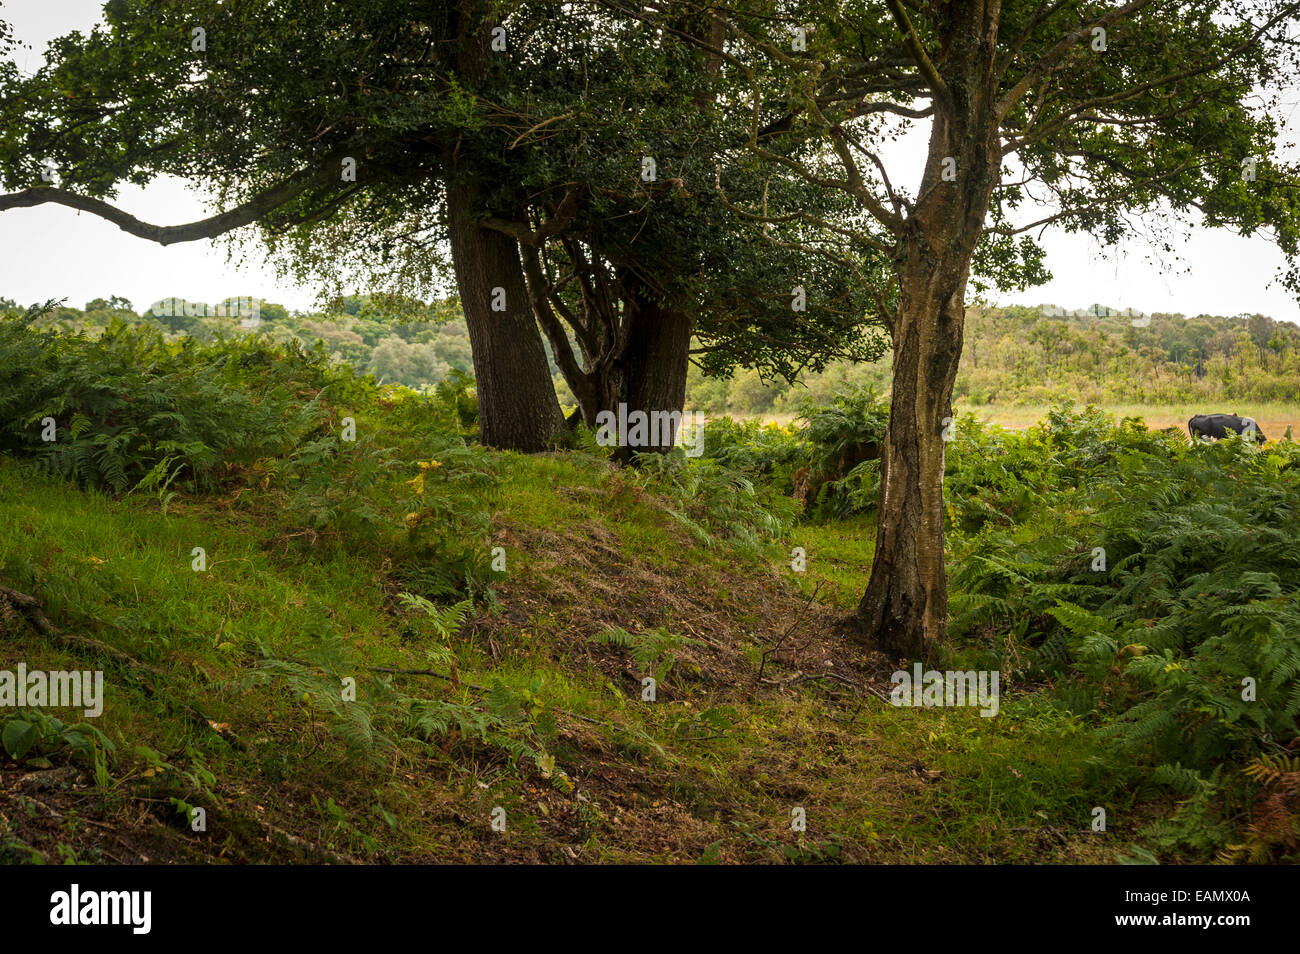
856,252 -> 966,660
445,181 -> 565,451
532,263 -> 695,457
615,278 -> 694,455
855,4 -> 1003,658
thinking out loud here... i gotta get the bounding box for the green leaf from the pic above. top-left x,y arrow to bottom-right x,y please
2,718 -> 40,759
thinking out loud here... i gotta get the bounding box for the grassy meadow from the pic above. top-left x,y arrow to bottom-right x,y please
1,319 -> 1297,865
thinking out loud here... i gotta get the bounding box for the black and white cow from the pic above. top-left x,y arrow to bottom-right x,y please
1188,413 -> 1268,444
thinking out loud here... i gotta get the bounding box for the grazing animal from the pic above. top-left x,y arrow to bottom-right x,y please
1188,413 -> 1268,444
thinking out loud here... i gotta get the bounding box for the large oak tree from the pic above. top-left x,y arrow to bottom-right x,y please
0,0 -> 887,453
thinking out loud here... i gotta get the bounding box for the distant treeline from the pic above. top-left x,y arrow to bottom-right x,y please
689,304 -> 1300,414
0,294 -> 474,392
4,296 -> 1298,413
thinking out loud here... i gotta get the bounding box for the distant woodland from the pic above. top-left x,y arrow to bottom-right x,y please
8,295 -> 1297,413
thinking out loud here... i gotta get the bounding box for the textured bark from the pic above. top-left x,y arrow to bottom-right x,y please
440,0 -> 565,451
446,182 -> 565,452
524,252 -> 694,456
616,281 -> 694,454
856,1 -> 1003,659
856,252 -> 967,660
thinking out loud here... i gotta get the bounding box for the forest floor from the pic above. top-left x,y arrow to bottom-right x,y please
0,446 -> 1171,865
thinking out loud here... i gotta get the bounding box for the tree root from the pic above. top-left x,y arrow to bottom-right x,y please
0,583 -> 243,748
0,583 -> 158,678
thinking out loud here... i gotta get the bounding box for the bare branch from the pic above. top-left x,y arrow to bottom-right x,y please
0,157 -> 351,246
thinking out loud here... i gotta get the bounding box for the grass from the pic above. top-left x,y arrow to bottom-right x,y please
958,401 -> 1300,437
5,316 -> 1292,864
0,427 -> 1161,864
787,515 -> 878,609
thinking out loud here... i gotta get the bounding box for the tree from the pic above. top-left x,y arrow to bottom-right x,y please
0,0 -> 887,455
368,335 -> 449,388
480,3 -> 890,450
85,296 -> 132,313
641,0 -> 1300,657
1246,313 -> 1275,350
0,0 -> 567,449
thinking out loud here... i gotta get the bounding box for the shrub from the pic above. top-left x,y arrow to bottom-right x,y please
795,386 -> 889,518
0,312 -> 338,492
947,405 -> 1300,773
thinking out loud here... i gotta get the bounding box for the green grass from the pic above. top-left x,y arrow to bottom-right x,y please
787,515 -> 878,609
0,440 -> 1150,864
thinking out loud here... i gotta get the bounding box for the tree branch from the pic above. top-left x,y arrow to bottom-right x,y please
885,0 -> 951,109
997,0 -> 1154,121
481,185 -> 584,247
0,156 -> 351,246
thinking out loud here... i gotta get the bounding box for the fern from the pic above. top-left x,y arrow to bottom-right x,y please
946,404 -> 1300,777
0,315 -> 338,492
589,626 -> 705,683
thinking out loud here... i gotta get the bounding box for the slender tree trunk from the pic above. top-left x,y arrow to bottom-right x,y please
857,251 -> 966,659
446,182 -> 565,451
537,268 -> 695,456
856,2 -> 1002,658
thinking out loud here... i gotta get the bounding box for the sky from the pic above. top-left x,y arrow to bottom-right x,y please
1,0 -> 1298,324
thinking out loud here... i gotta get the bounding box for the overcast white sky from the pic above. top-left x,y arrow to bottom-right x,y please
2,0 -> 1298,324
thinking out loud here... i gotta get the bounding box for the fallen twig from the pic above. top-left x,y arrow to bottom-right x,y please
757,582 -> 822,684
0,583 -> 160,679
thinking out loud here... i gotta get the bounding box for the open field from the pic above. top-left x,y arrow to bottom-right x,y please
749,403 -> 1300,440
966,403 -> 1300,438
